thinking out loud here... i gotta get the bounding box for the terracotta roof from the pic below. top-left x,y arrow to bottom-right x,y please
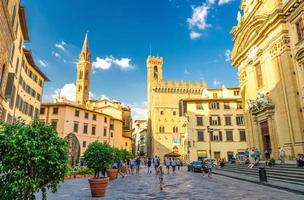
23,48 -> 49,81
19,5 -> 30,41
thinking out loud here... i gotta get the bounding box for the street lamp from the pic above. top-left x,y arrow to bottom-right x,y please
207,126 -> 213,158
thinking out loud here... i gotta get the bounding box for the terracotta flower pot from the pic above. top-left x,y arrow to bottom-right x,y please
88,177 -> 109,197
121,165 -> 126,173
107,168 -> 118,180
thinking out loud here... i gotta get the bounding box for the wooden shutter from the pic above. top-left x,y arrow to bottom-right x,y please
209,117 -> 212,125
219,131 -> 222,141
218,116 -> 221,125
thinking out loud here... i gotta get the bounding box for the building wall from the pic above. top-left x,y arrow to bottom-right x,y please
40,103 -> 118,155
184,88 -> 247,161
231,0 -> 304,159
0,1 -> 47,124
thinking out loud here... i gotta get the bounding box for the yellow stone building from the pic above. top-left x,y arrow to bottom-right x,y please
147,56 -> 246,160
231,0 -> 304,159
40,34 -> 132,154
181,87 -> 247,161
0,0 -> 48,123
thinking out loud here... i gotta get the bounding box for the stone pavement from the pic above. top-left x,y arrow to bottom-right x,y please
37,167 -> 304,200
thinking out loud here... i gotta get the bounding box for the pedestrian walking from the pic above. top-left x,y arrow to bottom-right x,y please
126,158 -> 131,175
279,147 -> 285,164
165,157 -> 171,174
157,166 -> 164,191
171,158 -> 176,173
207,161 -> 213,178
176,158 -> 181,170
147,157 -> 152,174
130,158 -> 135,175
135,157 -> 141,175
117,159 -> 125,178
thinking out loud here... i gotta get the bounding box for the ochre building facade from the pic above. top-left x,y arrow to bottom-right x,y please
181,87 -> 247,162
147,56 -> 245,160
40,34 -> 132,154
0,0 -> 48,124
231,0 -> 304,159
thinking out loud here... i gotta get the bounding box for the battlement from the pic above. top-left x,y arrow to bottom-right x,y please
153,79 -> 208,94
147,56 -> 163,65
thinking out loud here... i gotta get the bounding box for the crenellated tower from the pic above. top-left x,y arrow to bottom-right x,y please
76,32 -> 91,104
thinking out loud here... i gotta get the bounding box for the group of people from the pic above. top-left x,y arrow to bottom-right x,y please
296,154 -> 304,167
244,147 -> 261,168
164,157 -> 182,174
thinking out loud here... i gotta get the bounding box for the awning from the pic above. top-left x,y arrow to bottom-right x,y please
164,152 -> 181,157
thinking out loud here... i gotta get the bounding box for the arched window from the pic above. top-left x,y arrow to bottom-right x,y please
173,126 -> 178,133
85,71 -> 89,80
79,70 -> 83,79
159,126 -> 165,133
153,66 -> 158,79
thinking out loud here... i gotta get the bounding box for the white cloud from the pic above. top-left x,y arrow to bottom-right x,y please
100,94 -> 109,100
52,51 -> 61,58
187,3 -> 210,31
113,58 -> 134,70
92,56 -> 113,70
52,83 -> 76,101
92,56 -> 134,70
190,31 -> 202,39
129,101 -> 147,120
55,41 -> 67,51
218,0 -> 233,5
38,59 -> 48,67
225,49 -> 231,62
213,79 -> 222,87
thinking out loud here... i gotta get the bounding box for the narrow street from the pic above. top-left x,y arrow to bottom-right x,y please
37,167 -> 304,200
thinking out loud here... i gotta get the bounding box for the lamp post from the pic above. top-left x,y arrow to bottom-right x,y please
207,126 -> 213,158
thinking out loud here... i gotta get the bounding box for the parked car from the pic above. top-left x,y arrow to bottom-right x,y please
188,161 -> 202,172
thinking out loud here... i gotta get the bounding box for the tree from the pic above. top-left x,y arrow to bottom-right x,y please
0,119 -> 68,200
83,142 -> 113,178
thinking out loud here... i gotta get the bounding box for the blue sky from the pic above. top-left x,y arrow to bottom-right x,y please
22,0 -> 241,120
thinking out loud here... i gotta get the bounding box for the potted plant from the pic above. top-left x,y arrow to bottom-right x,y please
106,147 -> 121,180
83,141 -> 113,197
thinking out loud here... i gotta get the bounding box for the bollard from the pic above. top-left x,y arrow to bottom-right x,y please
258,167 -> 267,183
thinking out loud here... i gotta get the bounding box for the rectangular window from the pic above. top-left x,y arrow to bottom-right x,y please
209,116 -> 221,126
196,116 -> 203,126
75,110 -> 79,117
196,103 -> 203,110
53,107 -> 58,114
226,130 -> 233,141
173,111 -> 176,115
209,102 -> 219,110
85,112 -> 89,119
73,123 -> 79,133
10,44 -> 15,63
239,130 -> 246,141
104,128 -> 107,136
296,17 -> 304,41
236,116 -> 245,126
224,102 -> 230,109
83,124 -> 88,134
83,141 -> 86,148
237,102 -> 243,109
51,120 -> 58,128
197,130 -> 204,141
104,117 -> 107,123
255,64 -> 263,88
111,132 -> 113,138
234,90 -> 240,96
93,114 -> 96,120
225,116 -> 232,126
92,125 -> 96,135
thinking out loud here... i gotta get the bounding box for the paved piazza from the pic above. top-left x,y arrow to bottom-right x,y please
37,167 -> 303,200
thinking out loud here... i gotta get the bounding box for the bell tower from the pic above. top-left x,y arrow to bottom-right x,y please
76,32 -> 91,104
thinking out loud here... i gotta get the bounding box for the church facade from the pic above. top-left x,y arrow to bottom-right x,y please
231,0 -> 304,159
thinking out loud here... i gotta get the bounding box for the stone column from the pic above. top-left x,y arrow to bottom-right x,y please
267,110 -> 279,159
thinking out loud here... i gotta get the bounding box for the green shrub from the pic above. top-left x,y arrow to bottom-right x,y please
0,119 -> 68,200
77,166 -> 94,175
83,141 -> 113,178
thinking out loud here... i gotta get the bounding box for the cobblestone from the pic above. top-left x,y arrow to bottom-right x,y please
37,167 -> 304,199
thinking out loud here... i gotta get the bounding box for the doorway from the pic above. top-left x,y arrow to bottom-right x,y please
214,152 -> 221,160
260,121 -> 271,153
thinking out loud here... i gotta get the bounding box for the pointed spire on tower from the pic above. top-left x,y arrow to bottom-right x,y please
79,31 -> 91,61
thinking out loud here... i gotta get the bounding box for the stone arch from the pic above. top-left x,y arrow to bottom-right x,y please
295,48 -> 304,63
64,133 -> 81,167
